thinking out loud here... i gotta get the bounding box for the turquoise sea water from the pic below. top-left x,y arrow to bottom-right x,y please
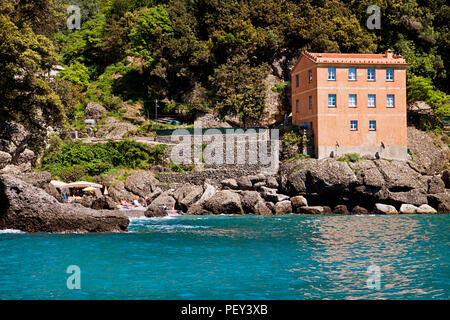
0,214 -> 449,300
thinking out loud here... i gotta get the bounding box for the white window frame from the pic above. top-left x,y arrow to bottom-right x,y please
328,67 -> 336,81
367,68 -> 375,81
348,67 -> 356,81
368,94 -> 376,108
350,120 -> 358,131
386,68 -> 394,81
387,94 -> 395,108
369,120 -> 376,131
349,94 -> 357,107
328,94 -> 336,107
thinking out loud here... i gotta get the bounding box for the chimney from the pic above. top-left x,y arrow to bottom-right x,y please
385,49 -> 393,59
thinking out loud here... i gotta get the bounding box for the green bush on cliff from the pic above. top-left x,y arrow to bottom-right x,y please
41,140 -> 168,181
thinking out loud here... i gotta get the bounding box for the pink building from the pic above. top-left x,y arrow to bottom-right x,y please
291,50 -> 407,160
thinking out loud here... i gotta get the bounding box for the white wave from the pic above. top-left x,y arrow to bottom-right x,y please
0,229 -> 26,234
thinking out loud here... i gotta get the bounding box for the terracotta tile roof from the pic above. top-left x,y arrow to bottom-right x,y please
303,50 -> 406,65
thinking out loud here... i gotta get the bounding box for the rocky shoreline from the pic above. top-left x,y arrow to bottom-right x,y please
1,156 -> 449,233
0,120 -> 449,233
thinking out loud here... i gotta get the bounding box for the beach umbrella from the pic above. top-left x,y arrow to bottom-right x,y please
82,186 -> 97,192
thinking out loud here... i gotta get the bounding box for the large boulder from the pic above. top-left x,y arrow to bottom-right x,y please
108,181 -> 135,202
286,158 -> 357,195
407,127 -> 446,175
416,204 -> 437,214
145,205 -> 168,217
85,102 -> 107,121
179,185 -> 204,211
399,204 -> 418,214
0,174 -> 128,233
298,206 -> 331,214
427,193 -> 450,214
124,170 -> 158,197
254,201 -> 273,215
237,176 -> 253,190
351,205 -> 370,215
186,204 -> 211,215
195,183 -> 216,205
374,160 -> 427,191
151,193 -> 176,209
290,195 -> 308,212
274,200 -> 292,215
91,196 -> 117,210
240,191 -> 264,213
333,205 -> 349,214
428,176 -> 445,194
373,203 -> 398,215
203,190 -> 243,214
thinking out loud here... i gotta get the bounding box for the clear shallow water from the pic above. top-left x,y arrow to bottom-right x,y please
0,214 -> 449,300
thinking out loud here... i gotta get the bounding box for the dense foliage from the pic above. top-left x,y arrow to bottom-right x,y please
41,139 -> 168,181
1,0 -> 449,139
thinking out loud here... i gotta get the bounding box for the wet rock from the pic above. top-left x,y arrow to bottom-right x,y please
399,204 -> 418,214
416,204 -> 437,214
373,203 -> 398,215
333,204 -> 349,214
298,206 -> 331,214
240,191 -> 265,214
204,190 -> 243,215
290,196 -> 308,212
254,201 -> 273,215
0,174 -> 128,233
351,206 -> 369,215
186,204 -> 211,215
145,205 -> 168,217
274,200 -> 292,215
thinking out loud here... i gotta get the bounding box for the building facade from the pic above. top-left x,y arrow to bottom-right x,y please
291,50 -> 407,160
